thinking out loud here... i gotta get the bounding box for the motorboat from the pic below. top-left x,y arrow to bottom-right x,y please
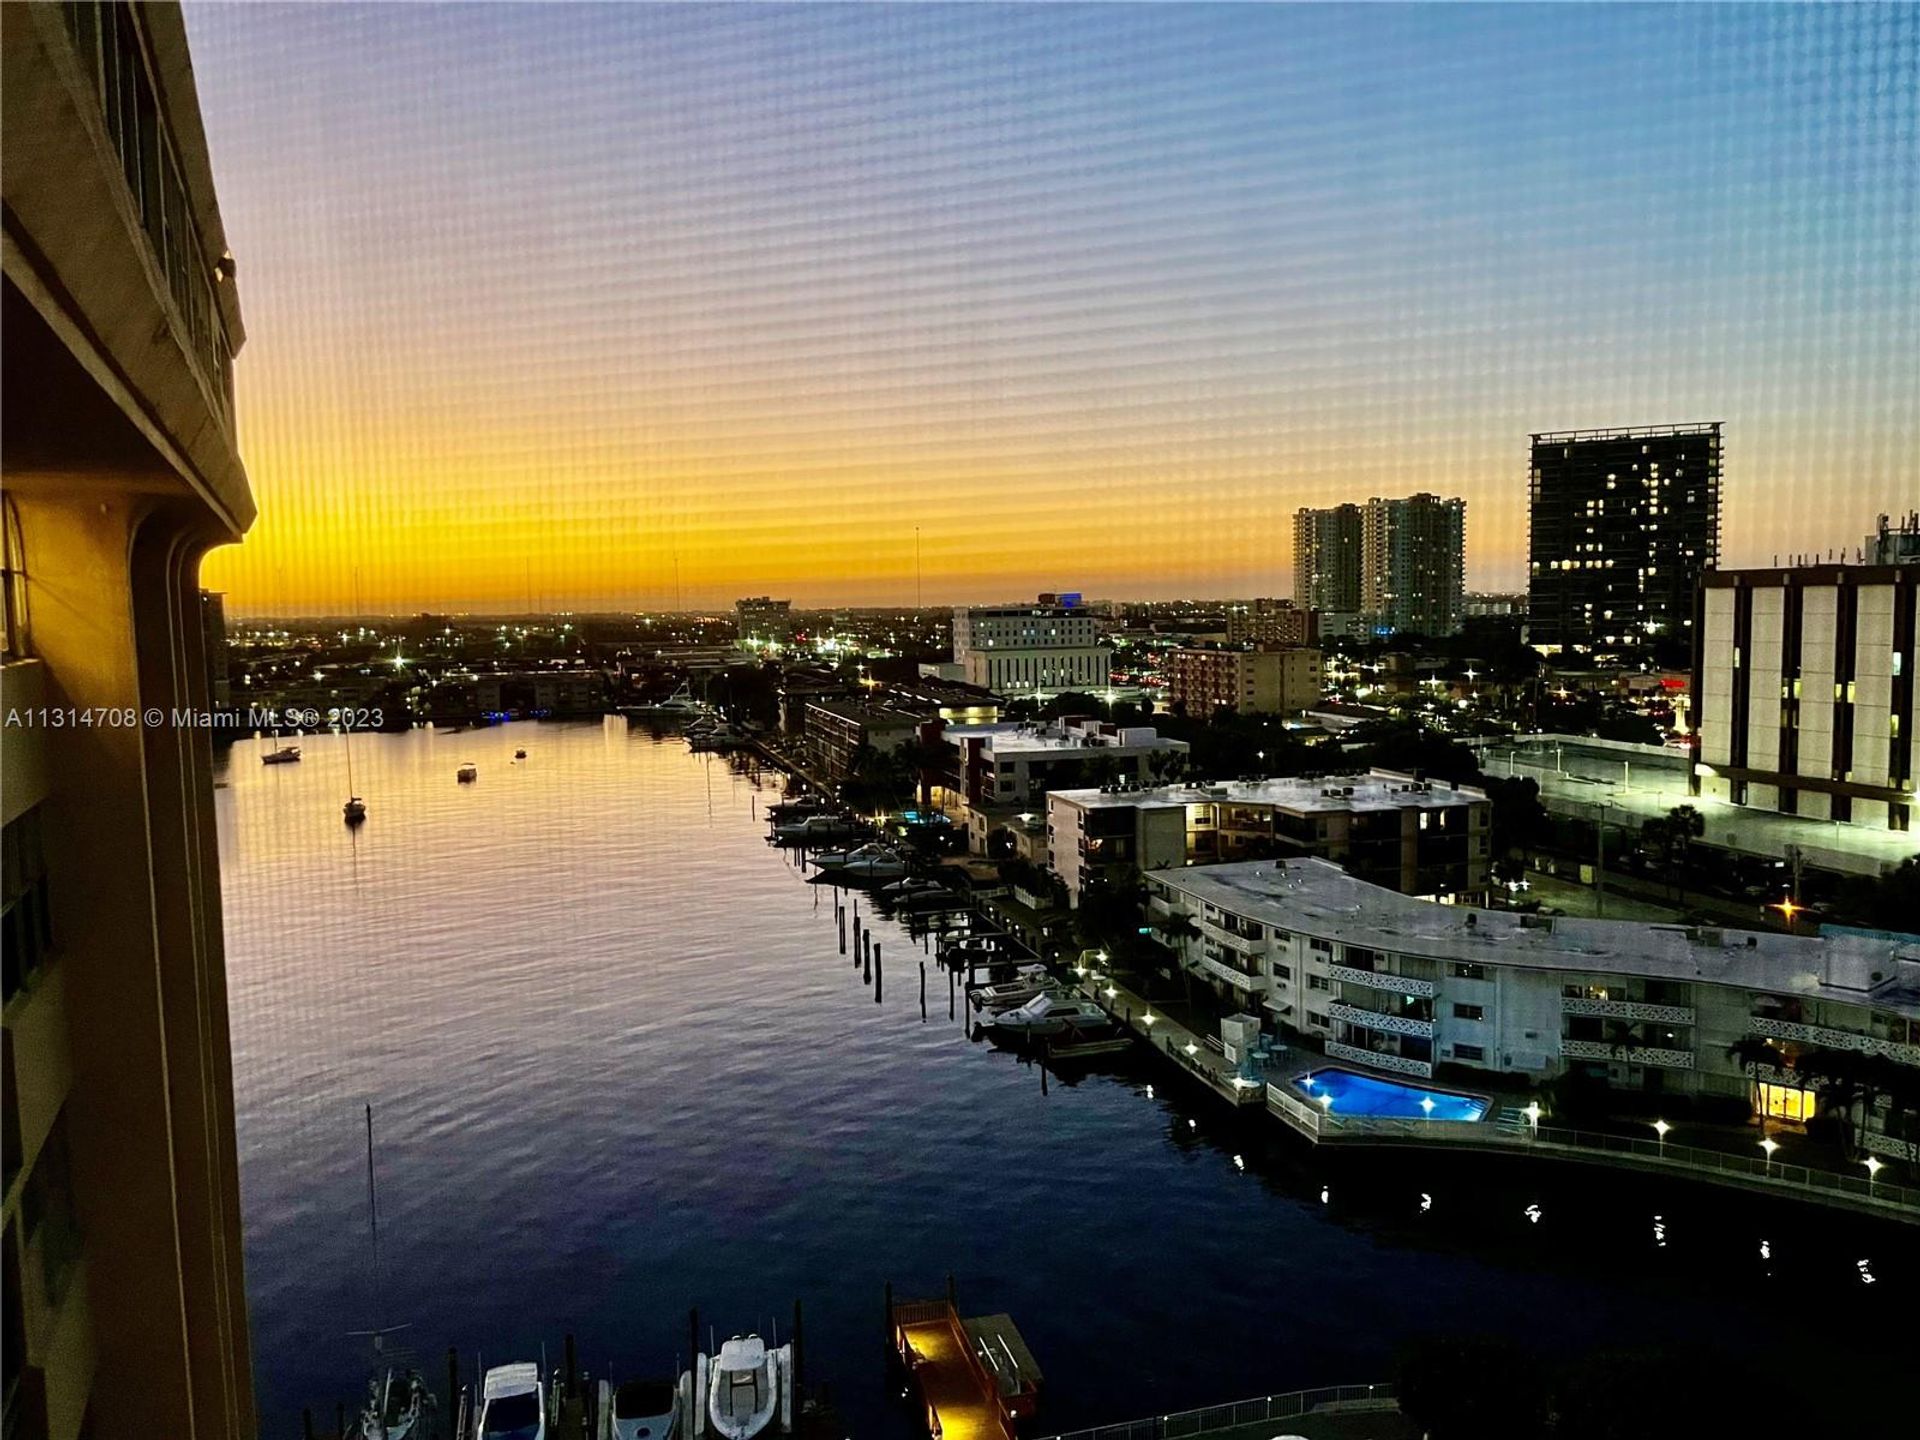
704,1335 -> 791,1440
878,876 -> 951,903
354,1367 -> 431,1440
514,748 -> 528,760
986,992 -> 1112,1038
834,847 -> 908,883
344,797 -> 368,825
262,743 -> 302,765
808,842 -> 895,874
630,682 -> 705,717
598,1378 -> 677,1440
476,1362 -> 545,1440
765,795 -> 827,821
772,814 -> 860,846
457,764 -> 478,783
689,725 -> 748,753
969,965 -> 1055,1012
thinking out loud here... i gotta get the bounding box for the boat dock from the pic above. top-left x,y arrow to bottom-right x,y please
1071,969 -> 1267,1107
889,1283 -> 1042,1440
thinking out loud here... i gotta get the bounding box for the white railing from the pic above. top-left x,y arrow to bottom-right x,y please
1326,1039 -> 1433,1078
1190,951 -> 1263,992
1328,962 -> 1434,998
1561,1038 -> 1695,1069
1749,1015 -> 1920,1067
1266,1082 -> 1326,1135
1329,1001 -> 1433,1039
1034,1383 -> 1398,1440
1562,996 -> 1695,1025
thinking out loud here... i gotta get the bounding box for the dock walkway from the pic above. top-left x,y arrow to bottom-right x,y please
891,1296 -> 1041,1440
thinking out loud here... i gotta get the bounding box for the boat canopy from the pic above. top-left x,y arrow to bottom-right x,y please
715,1336 -> 767,1371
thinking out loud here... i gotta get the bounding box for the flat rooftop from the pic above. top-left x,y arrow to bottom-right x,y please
1052,770 -> 1485,814
943,720 -> 1187,756
1150,858 -> 1920,1017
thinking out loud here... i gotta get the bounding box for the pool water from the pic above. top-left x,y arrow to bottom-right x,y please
1295,1068 -> 1490,1121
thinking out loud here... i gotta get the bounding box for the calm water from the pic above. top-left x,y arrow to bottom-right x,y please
218,725 -> 1909,1437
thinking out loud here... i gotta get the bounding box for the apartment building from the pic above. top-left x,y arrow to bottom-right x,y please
1527,423 -> 1722,656
1295,495 -> 1466,637
1693,563 -> 1917,830
1047,770 -> 1491,904
1144,859 -> 1920,1158
952,595 -> 1112,694
1225,598 -> 1316,647
942,717 -> 1188,811
803,697 -> 929,786
3,4 -> 257,1435
1165,645 -> 1322,717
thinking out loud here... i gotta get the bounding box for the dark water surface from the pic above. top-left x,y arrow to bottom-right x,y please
218,724 -> 1909,1436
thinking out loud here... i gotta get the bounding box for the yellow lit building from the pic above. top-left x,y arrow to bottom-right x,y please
4,4 -> 256,1436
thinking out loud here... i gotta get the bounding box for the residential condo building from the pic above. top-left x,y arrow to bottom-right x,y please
1527,423 -> 1722,657
1165,644 -> 1323,717
3,3 -> 257,1434
1144,859 -> 1919,1159
1225,597 -> 1316,647
1048,770 -> 1491,904
941,717 -> 1188,811
1694,563 -> 1917,831
1295,495 -> 1466,637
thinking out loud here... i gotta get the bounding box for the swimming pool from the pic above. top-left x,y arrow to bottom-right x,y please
1294,1067 -> 1489,1121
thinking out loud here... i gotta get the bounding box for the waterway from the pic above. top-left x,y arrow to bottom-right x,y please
217,723 -> 1910,1437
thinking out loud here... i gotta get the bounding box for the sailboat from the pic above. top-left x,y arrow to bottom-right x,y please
350,1105 -> 433,1440
343,722 -> 367,824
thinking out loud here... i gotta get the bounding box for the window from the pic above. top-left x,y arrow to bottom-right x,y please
1307,1012 -> 1329,1029
1455,1043 -> 1485,1062
1452,1002 -> 1484,1021
0,495 -> 25,660
1757,1081 -> 1817,1123
2,807 -> 53,1005
1272,963 -> 1291,981
1308,974 -> 1329,991
1452,963 -> 1486,980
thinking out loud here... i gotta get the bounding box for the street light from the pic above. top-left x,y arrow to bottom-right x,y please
1652,1119 -> 1671,1154
1419,1096 -> 1435,1122
1523,1101 -> 1542,1133
1760,1137 -> 1779,1172
1864,1156 -> 1883,1191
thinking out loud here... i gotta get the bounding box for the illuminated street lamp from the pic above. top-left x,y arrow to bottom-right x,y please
1142,1012 -> 1156,1027
1864,1156 -> 1883,1192
1419,1096 -> 1435,1122
1319,1093 -> 1334,1113
1771,896 -> 1804,927
1523,1101 -> 1542,1132
1652,1119 -> 1671,1154
1759,1137 -> 1779,1173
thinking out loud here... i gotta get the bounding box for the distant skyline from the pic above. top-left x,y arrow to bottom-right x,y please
188,3 -> 1917,616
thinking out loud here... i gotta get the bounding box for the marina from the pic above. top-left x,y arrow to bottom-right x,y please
216,725 -> 1914,1437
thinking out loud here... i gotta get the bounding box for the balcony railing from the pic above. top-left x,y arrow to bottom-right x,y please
1325,1039 -> 1433,1078
1191,951 -> 1263,992
1329,1001 -> 1433,1039
1327,962 -> 1433,997
1562,996 -> 1695,1025
1561,1037 -> 1695,1070
1750,1015 -> 1920,1067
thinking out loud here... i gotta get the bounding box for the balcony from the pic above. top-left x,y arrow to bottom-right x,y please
1327,962 -> 1433,998
1326,1039 -> 1434,1079
1749,1015 -> 1920,1067
1561,1038 -> 1695,1070
1191,951 -> 1263,992
1562,996 -> 1695,1026
1329,1001 -> 1433,1039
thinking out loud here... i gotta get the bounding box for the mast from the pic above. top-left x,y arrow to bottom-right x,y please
366,1102 -> 381,1342
345,720 -> 357,797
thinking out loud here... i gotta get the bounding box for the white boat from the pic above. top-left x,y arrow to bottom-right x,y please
457,763 -> 478,783
986,992 -> 1112,1037
808,842 -> 895,873
879,877 -> 956,908
689,725 -> 748,753
262,743 -> 302,765
969,965 -> 1055,1011
704,1335 -> 791,1440
631,682 -> 705,717
476,1361 -> 545,1440
765,796 -> 827,820
834,847 -> 907,882
598,1377 -> 678,1440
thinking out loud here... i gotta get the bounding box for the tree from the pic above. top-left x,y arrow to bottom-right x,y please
1640,804 -> 1705,899
1723,1035 -> 1777,1082
1483,775 -> 1548,869
1832,854 -> 1920,933
1395,1336 -> 1548,1440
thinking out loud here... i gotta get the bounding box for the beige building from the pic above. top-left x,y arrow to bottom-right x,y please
4,5 -> 256,1437
1166,645 -> 1322,717
1225,597 -> 1316,647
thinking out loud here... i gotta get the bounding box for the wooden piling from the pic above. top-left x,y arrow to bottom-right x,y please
793,1298 -> 806,1393
303,1408 -> 315,1440
446,1348 -> 459,1432
919,961 -> 927,1019
336,1401 -> 345,1440
564,1332 -> 577,1399
874,944 -> 882,1003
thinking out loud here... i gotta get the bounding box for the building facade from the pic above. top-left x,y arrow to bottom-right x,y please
1694,564 -> 1918,830
1047,770 -> 1491,904
3,4 -> 257,1435
803,697 -> 927,786
1527,423 -> 1722,657
1292,505 -> 1363,615
1296,495 -> 1466,636
942,717 -> 1188,811
1143,859 -> 1920,1159
734,596 -> 793,649
1226,597 -> 1316,647
1165,645 -> 1322,717
952,596 -> 1111,694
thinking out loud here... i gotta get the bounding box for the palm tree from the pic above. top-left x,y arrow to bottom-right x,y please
1724,1035 -> 1778,1080
1604,1019 -> 1646,1060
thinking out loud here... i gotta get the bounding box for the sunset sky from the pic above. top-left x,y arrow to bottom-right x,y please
187,2 -> 1916,616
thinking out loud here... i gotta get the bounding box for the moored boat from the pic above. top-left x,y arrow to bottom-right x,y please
457,763 -> 478,783
985,992 -> 1112,1039
476,1361 -> 545,1440
704,1335 -> 790,1440
262,743 -> 302,765
772,814 -> 860,846
600,1377 -> 678,1440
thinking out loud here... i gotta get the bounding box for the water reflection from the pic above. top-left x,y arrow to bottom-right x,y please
218,725 -> 1906,1436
